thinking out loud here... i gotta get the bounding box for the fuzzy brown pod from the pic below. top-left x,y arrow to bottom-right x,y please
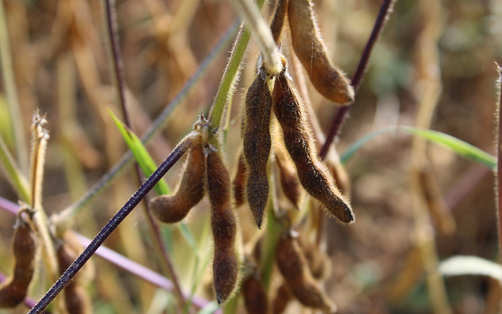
272,282 -> 293,314
242,271 -> 268,314
0,217 -> 38,308
272,69 -> 354,224
288,0 -> 354,104
275,230 -> 336,313
207,151 -> 239,304
149,141 -> 206,223
232,150 -> 247,207
275,147 -> 301,209
270,0 -> 289,44
57,243 -> 91,314
243,69 -> 273,229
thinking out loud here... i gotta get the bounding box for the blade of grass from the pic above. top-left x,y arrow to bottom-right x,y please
438,256 -> 502,280
0,0 -> 28,173
0,134 -> 30,202
403,127 -> 496,169
339,126 -> 496,169
109,109 -> 170,195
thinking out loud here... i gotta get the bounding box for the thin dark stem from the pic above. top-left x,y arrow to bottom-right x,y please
103,0 -> 186,308
28,136 -> 195,314
319,0 -> 396,159
104,0 -> 130,126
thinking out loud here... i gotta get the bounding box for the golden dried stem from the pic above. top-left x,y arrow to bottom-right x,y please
409,0 -> 452,313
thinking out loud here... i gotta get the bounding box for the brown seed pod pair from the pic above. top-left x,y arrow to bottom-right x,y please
0,215 -> 38,308
288,0 -> 354,104
275,230 -> 336,313
207,151 -> 239,304
243,68 -> 273,229
149,140 -> 206,223
57,242 -> 91,314
273,67 -> 355,224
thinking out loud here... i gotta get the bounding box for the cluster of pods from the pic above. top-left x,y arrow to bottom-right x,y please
150,0 -> 355,312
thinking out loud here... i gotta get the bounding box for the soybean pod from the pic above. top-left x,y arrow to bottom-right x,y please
243,68 -> 273,229
272,69 -> 354,224
149,137 -> 205,223
207,151 -> 239,304
288,0 -> 354,104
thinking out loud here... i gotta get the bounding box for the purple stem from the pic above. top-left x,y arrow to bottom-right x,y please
319,0 -> 396,159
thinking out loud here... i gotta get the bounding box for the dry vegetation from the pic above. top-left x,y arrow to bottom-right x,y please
0,0 -> 501,313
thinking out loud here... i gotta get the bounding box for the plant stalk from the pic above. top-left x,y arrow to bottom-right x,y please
496,64 -> 502,310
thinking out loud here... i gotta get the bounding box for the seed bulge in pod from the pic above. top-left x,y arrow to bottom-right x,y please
272,70 -> 354,224
0,218 -> 38,308
232,150 -> 247,207
242,272 -> 268,314
289,0 -> 354,104
57,243 -> 91,314
275,147 -> 301,209
207,151 -> 239,304
275,230 -> 336,313
243,69 -> 273,229
149,140 -> 205,223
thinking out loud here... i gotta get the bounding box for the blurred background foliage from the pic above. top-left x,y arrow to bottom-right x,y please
0,0 -> 501,313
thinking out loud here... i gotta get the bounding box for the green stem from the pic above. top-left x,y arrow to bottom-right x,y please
0,135 -> 30,202
259,167 -> 284,291
208,0 -> 266,128
222,293 -> 239,314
